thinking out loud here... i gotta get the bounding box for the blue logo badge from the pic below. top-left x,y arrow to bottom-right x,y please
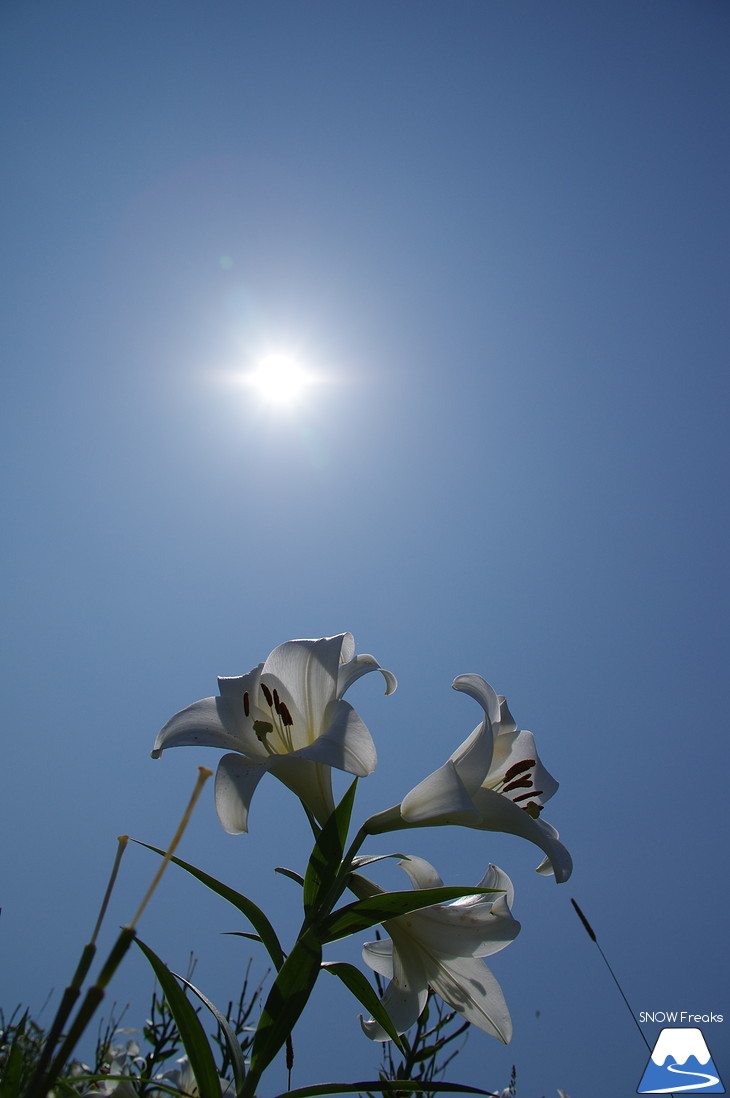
638,1027 -> 725,1093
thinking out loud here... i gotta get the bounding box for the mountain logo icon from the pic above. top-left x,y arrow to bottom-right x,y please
638,1027 -> 725,1093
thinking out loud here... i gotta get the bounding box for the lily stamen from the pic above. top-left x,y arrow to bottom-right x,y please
502,758 -> 536,782
253,719 -> 276,755
257,683 -> 295,753
502,776 -> 533,793
513,789 -> 544,803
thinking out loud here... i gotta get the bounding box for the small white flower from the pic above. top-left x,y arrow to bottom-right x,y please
159,1055 -> 233,1097
152,633 -> 396,831
82,1060 -> 138,1098
357,856 -> 519,1043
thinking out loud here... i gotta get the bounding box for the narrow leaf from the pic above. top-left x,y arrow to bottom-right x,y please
321,962 -> 405,1051
224,931 -> 264,946
276,867 -> 305,886
175,972 -> 248,1096
320,886 -> 502,943
133,840 -> 284,969
135,938 -> 222,1098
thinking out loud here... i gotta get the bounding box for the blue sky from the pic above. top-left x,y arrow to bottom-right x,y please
2,2 -> 728,1095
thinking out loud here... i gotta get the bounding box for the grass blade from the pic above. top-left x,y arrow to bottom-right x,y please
135,937 -> 222,1098
133,841 -> 284,969
321,961 -> 405,1051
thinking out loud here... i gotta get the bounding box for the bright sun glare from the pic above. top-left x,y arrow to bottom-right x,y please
248,354 -> 311,405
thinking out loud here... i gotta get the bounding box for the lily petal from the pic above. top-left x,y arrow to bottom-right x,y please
151,697 -> 248,759
338,654 -> 398,699
488,728 -> 559,805
533,819 -> 567,876
428,955 -> 512,1042
299,700 -> 377,776
449,724 -> 494,797
468,789 -> 573,883
360,980 -> 424,1042
217,666 -> 263,702
215,753 -> 268,833
362,937 -> 394,979
269,756 -> 335,825
396,855 -> 444,891
473,862 -> 515,910
452,674 -> 501,726
407,909 -> 519,962
362,931 -> 430,1040
262,636 -> 343,732
400,760 -> 476,822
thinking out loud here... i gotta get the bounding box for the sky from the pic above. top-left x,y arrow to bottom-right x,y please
2,2 -> 729,1095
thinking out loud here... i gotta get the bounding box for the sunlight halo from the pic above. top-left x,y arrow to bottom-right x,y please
247,353 -> 312,405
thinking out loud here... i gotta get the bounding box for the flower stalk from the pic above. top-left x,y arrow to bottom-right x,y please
23,770 -> 211,1098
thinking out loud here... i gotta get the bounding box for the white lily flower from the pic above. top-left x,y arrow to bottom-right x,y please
357,856 -> 519,1043
82,1061 -> 139,1098
152,633 -> 396,832
368,675 -> 572,882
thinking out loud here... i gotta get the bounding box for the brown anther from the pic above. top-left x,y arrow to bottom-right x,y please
273,687 -> 282,714
503,776 -> 533,793
243,691 -> 250,717
280,702 -> 294,727
503,758 -> 536,783
261,682 -> 273,707
513,789 -> 544,804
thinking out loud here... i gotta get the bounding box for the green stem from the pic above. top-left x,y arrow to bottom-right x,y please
22,834 -> 129,1098
23,928 -> 136,1098
46,928 -> 137,1084
307,823 -> 369,924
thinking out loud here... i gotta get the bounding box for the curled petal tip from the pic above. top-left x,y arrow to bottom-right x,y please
451,674 -> 501,725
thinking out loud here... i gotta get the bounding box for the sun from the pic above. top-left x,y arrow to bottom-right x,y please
247,353 -> 311,405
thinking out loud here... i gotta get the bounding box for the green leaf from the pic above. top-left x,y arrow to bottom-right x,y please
175,972 -> 247,1096
224,930 -> 265,946
275,867 -> 305,886
320,886 -> 502,943
320,962 -> 405,1051
269,1080 -> 499,1097
302,779 -> 358,914
245,930 -> 322,1094
133,840 -> 285,969
134,937 -> 222,1098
